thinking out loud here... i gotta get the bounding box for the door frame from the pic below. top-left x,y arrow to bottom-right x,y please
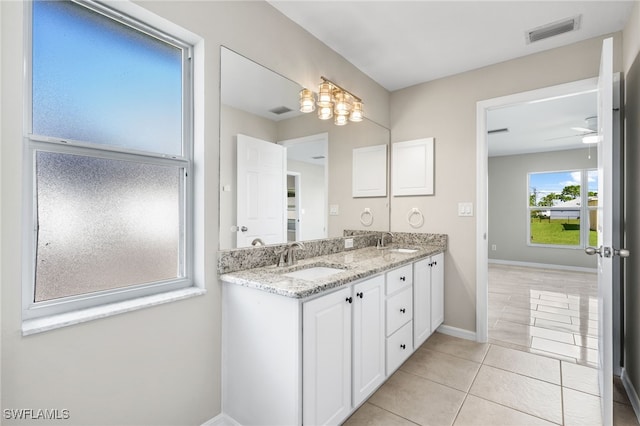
287,171 -> 301,241
475,77 -> 600,343
279,132 -> 329,240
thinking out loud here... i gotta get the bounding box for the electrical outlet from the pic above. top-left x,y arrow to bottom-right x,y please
345,238 -> 354,249
491,244 -> 497,251
329,204 -> 339,216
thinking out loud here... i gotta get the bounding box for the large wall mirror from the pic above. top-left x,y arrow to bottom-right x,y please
219,47 -> 390,249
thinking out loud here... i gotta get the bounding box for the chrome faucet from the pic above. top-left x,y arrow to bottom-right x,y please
377,232 -> 394,249
286,241 -> 305,266
276,241 -> 305,266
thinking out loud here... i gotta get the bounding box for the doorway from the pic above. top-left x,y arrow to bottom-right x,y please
477,77 -> 600,339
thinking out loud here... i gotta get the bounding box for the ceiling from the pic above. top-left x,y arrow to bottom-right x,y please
268,0 -> 635,92
266,1 -> 633,157
487,90 -> 597,156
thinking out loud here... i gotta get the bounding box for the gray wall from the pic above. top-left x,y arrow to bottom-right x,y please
390,33 -> 623,332
623,0 -> 640,412
488,149 -> 597,269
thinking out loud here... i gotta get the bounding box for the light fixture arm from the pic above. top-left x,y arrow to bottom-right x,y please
320,76 -> 362,102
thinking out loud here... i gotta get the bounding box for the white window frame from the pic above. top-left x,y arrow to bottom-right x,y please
527,169 -> 596,250
22,0 -> 199,329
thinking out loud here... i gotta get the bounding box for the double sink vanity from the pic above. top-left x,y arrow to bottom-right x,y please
219,232 -> 446,425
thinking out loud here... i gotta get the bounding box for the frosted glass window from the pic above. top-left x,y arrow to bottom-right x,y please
32,0 -> 183,156
34,151 -> 182,302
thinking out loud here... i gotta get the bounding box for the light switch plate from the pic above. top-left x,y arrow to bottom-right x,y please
458,202 -> 473,217
329,204 -> 339,216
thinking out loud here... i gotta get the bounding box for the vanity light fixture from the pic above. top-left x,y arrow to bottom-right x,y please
299,76 -> 364,125
299,88 -> 316,113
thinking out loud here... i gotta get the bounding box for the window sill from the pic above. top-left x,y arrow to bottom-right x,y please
22,287 -> 206,336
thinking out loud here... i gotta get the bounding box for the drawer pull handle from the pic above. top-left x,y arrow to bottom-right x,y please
346,297 -> 353,304
400,344 -> 406,350
400,308 -> 406,313
400,276 -> 406,281
357,292 -> 363,299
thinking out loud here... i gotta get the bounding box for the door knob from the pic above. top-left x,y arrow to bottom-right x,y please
615,248 -> 630,258
240,226 -> 248,232
585,246 -> 603,256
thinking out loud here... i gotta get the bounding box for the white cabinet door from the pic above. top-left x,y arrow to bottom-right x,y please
413,258 -> 431,348
391,138 -> 435,196
430,253 -> 445,333
352,275 -> 385,406
303,287 -> 352,426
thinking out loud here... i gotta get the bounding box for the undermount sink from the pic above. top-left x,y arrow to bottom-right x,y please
388,248 -> 419,253
282,266 -> 346,280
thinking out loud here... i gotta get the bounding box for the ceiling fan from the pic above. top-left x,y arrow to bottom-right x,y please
545,116 -> 598,143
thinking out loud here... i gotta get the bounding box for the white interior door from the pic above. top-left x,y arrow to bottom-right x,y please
588,37 -> 615,426
236,134 -> 286,248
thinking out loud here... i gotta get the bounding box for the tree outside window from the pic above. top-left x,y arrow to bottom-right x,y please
528,170 -> 598,247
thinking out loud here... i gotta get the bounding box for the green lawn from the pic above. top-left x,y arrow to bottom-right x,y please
530,218 -> 598,246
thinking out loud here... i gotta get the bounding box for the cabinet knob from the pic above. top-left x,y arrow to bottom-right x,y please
400,344 -> 406,350
346,297 -> 353,304
400,276 -> 406,281
357,292 -> 363,299
400,308 -> 406,313
434,261 -> 437,266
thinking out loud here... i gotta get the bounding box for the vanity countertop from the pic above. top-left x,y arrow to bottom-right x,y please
220,244 -> 444,299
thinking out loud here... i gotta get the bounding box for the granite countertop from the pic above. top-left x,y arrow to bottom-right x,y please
220,244 -> 444,299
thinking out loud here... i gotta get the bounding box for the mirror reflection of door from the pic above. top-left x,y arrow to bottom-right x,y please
236,134 -> 287,248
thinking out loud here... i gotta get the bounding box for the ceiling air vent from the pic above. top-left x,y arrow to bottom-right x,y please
526,15 -> 581,44
488,128 -> 509,135
269,106 -> 293,115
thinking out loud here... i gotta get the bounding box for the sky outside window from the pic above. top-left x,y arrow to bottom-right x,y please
32,0 -> 183,155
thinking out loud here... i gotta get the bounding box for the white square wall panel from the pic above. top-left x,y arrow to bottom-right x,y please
392,138 -> 434,196
352,144 -> 387,197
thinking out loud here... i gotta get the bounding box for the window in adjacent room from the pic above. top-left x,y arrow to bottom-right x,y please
528,170 -> 598,248
23,0 -> 194,321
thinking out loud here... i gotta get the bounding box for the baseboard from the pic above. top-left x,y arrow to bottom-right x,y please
621,368 -> 640,424
437,324 -> 477,341
488,258 -> 597,274
201,413 -> 241,426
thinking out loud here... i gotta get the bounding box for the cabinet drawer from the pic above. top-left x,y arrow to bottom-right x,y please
386,286 -> 413,336
386,321 -> 413,375
386,264 -> 412,295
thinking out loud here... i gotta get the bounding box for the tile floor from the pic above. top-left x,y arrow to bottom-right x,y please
488,264 -> 599,367
344,265 -> 639,426
345,333 -> 639,426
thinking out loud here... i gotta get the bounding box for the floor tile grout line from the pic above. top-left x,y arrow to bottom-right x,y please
364,401 -> 422,425
559,361 -> 566,425
478,362 -> 564,388
416,344 -> 489,365
398,364 -> 478,395
465,393 -> 564,426
449,390 -> 471,426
